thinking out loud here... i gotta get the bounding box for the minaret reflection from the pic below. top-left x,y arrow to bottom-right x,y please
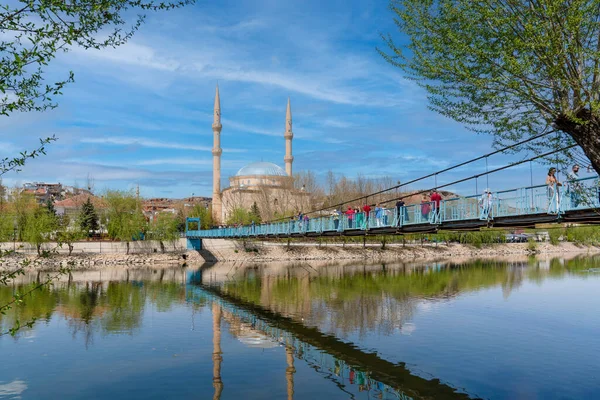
285,346 -> 296,400
212,303 -> 223,400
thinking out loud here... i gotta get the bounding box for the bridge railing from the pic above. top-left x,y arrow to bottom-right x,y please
186,176 -> 600,238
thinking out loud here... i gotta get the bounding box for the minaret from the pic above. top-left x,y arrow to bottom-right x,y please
284,98 -> 294,177
212,85 -> 223,224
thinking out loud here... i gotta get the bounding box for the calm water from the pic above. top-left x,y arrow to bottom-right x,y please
1,257 -> 600,399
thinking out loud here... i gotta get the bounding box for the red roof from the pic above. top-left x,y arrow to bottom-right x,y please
55,194 -> 106,209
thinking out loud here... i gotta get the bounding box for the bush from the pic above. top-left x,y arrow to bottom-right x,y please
548,228 -> 562,245
527,238 -> 538,251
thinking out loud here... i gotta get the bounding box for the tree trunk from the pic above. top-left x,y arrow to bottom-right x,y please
555,110 -> 600,174
160,241 -> 165,253
36,244 -> 41,256
126,241 -> 130,255
68,244 -> 73,256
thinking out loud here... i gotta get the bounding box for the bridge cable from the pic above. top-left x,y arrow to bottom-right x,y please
380,143 -> 578,206
266,130 -> 558,223
485,157 -> 489,190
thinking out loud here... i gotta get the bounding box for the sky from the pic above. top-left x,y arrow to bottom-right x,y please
0,0 -> 576,198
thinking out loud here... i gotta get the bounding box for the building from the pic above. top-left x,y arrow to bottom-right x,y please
211,86 -> 309,224
20,182 -> 93,204
54,193 -> 107,220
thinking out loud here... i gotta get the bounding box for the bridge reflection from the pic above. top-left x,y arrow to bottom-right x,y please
187,269 -> 474,400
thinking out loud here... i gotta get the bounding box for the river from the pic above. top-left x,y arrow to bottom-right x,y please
1,256 -> 599,399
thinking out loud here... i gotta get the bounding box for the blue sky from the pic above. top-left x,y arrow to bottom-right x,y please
0,0 -> 571,198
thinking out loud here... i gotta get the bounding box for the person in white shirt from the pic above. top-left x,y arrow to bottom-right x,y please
566,164 -> 581,208
479,188 -> 493,219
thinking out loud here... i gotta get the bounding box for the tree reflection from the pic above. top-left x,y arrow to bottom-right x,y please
0,269 -> 190,342
216,256 -> 600,338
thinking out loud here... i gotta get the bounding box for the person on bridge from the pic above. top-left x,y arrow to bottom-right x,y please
374,203 -> 383,227
430,190 -> 442,218
566,164 -> 582,208
546,167 -> 562,212
332,209 -> 340,230
420,194 -> 431,222
362,203 -> 371,227
354,206 -> 363,229
345,206 -> 355,228
479,188 -> 493,219
396,199 -> 407,225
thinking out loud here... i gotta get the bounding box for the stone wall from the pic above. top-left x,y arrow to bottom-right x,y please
0,238 -> 187,255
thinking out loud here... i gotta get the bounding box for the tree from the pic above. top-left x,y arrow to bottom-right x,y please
250,202 -> 262,223
22,206 -> 57,255
45,198 -> 56,218
0,139 -> 71,337
189,204 -> 213,229
0,213 -> 13,242
226,208 -> 257,226
149,212 -> 179,253
104,190 -> 146,254
79,197 -> 99,237
11,189 -> 37,241
381,0 -> 600,174
57,215 -> 84,256
1,0 -> 194,117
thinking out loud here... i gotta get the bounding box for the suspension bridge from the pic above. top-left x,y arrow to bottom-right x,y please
186,134 -> 600,241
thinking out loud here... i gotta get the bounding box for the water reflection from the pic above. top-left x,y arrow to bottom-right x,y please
203,257 -> 599,339
1,256 -> 599,399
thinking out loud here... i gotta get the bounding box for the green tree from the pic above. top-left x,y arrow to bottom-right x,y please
22,206 -> 57,255
57,215 -> 84,256
381,0 -> 600,173
45,198 -> 57,218
1,0 -> 194,117
104,190 -> 146,254
0,138 -> 67,337
11,190 -> 37,241
0,213 -> 13,242
79,197 -> 99,237
226,207 -> 261,225
149,212 -> 179,253
250,202 -> 262,223
189,204 -> 213,229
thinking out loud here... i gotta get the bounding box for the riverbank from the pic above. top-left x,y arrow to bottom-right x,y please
1,240 -> 598,271
193,240 -> 600,263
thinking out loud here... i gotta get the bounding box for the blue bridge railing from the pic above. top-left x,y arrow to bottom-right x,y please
187,176 -> 600,238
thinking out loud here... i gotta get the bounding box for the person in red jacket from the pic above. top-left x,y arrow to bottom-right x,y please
362,203 -> 372,228
345,206 -> 355,228
430,190 -> 442,217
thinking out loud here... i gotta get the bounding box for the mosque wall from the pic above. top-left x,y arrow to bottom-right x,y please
221,186 -> 310,223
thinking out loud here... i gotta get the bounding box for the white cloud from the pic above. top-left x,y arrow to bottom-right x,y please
223,118 -> 279,137
135,158 -> 213,166
70,42 -> 180,71
80,136 -> 246,153
322,118 -> 355,129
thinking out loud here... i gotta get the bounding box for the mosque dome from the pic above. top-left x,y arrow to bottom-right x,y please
236,161 -> 287,177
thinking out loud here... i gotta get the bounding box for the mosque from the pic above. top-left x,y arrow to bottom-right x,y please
211,86 -> 310,224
